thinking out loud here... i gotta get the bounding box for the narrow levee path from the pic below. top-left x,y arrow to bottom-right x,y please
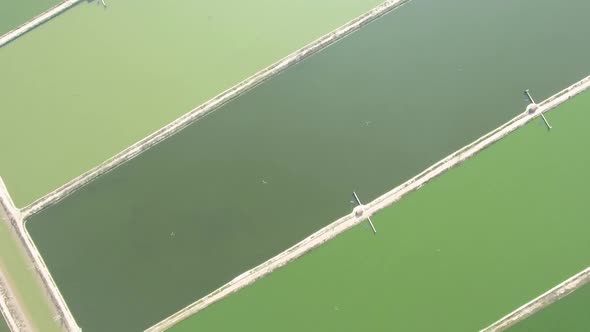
0,270 -> 26,332
0,0 -> 82,48
0,181 -> 30,332
21,0 -> 412,219
144,76 -> 590,331
0,177 -> 25,332
0,178 -> 79,332
480,266 -> 590,331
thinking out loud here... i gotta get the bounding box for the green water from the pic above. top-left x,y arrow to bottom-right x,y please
26,0 -> 590,331
0,0 -> 382,206
509,284 -> 590,332
0,0 -> 60,35
170,92 -> 590,331
0,315 -> 8,332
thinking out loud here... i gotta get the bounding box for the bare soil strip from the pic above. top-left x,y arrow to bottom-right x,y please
480,266 -> 590,331
0,178 -> 79,332
21,0 -> 413,218
0,0 -> 82,48
0,180 -> 24,332
0,269 -> 28,332
144,77 -> 590,332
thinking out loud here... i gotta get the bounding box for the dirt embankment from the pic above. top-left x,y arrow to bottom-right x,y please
145,76 -> 590,331
0,178 -> 80,332
0,229 -> 31,332
0,0 -> 82,48
22,0 -> 414,220
480,266 -> 590,331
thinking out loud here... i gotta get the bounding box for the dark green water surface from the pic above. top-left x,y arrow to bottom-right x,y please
0,0 -> 60,35
509,284 -> 590,332
0,315 -> 8,332
27,0 -> 590,331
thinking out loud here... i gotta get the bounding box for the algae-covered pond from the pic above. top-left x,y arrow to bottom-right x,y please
26,0 -> 590,331
169,92 -> 590,332
0,0 -> 382,206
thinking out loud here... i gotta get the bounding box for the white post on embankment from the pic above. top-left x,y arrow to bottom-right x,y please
524,89 -> 536,104
525,89 -> 552,129
352,191 -> 377,234
540,113 -> 552,129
